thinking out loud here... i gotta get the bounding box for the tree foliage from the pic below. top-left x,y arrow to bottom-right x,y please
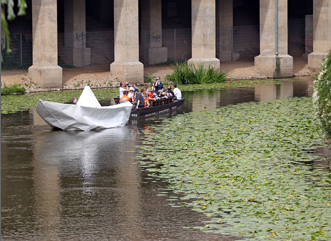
1,0 -> 27,52
313,50 -> 331,138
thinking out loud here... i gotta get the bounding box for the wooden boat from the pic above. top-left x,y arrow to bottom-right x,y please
130,97 -> 185,118
36,86 -> 132,131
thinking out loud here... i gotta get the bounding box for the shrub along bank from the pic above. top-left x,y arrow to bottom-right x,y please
1,84 -> 25,95
138,97 -> 330,240
313,50 -> 331,138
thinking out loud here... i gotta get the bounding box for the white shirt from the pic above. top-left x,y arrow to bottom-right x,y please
128,92 -> 134,99
173,87 -> 182,100
119,87 -> 125,97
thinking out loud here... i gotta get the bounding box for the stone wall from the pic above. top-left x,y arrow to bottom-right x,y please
162,29 -> 192,62
58,31 -> 114,66
233,25 -> 260,60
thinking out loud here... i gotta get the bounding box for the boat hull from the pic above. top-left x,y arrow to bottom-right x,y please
36,99 -> 132,131
130,98 -> 185,118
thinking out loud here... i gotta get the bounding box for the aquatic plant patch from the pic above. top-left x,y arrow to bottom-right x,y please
166,62 -> 227,84
138,97 -> 331,240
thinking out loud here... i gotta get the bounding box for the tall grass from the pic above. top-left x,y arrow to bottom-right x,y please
165,62 -> 227,84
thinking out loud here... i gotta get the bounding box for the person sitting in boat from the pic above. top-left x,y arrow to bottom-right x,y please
147,88 -> 156,101
119,82 -> 129,97
128,87 -> 135,100
143,92 -> 150,107
132,88 -> 146,110
172,84 -> 182,100
157,88 -> 168,101
133,83 -> 139,92
155,89 -> 166,105
167,86 -> 174,97
153,77 -> 163,94
161,88 -> 169,98
71,97 -> 78,104
119,90 -> 131,104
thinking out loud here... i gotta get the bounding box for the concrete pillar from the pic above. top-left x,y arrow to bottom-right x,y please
110,0 -> 144,83
64,0 -> 91,67
217,0 -> 239,62
308,0 -> 331,70
303,15 -> 313,59
141,0 -> 168,65
188,0 -> 220,69
254,0 -> 293,78
28,0 -> 62,88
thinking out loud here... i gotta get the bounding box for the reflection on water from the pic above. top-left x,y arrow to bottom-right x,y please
184,78 -> 313,113
1,79 -> 313,240
255,81 -> 294,101
1,125 -> 231,240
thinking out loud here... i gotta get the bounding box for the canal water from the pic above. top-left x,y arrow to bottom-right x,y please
1,79 -> 313,240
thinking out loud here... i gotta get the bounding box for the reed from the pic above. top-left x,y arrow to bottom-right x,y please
165,62 -> 226,85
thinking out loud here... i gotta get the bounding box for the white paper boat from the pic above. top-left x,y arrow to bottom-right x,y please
36,86 -> 132,131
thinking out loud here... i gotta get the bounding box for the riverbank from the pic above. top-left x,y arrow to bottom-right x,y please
1,58 -> 314,93
138,97 -> 330,240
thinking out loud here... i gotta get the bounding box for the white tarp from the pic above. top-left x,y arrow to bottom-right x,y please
77,85 -> 101,107
36,86 -> 132,131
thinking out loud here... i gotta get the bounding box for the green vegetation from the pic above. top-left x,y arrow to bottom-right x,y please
313,50 -> 331,138
165,62 -> 227,85
138,97 -> 330,240
1,84 -> 25,95
178,79 -> 289,92
145,76 -> 155,83
1,0 -> 27,53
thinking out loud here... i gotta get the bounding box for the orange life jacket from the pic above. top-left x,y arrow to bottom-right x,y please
144,98 -> 149,107
148,92 -> 155,98
119,95 -> 130,103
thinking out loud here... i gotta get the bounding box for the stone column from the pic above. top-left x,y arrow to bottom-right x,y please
254,0 -> 293,78
303,15 -> 313,59
110,0 -> 144,83
308,0 -> 331,70
188,0 -> 220,69
141,0 -> 168,65
64,0 -> 91,67
28,0 -> 62,88
217,0 -> 239,62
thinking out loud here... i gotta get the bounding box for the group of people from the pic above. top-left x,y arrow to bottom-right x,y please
118,78 -> 182,110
